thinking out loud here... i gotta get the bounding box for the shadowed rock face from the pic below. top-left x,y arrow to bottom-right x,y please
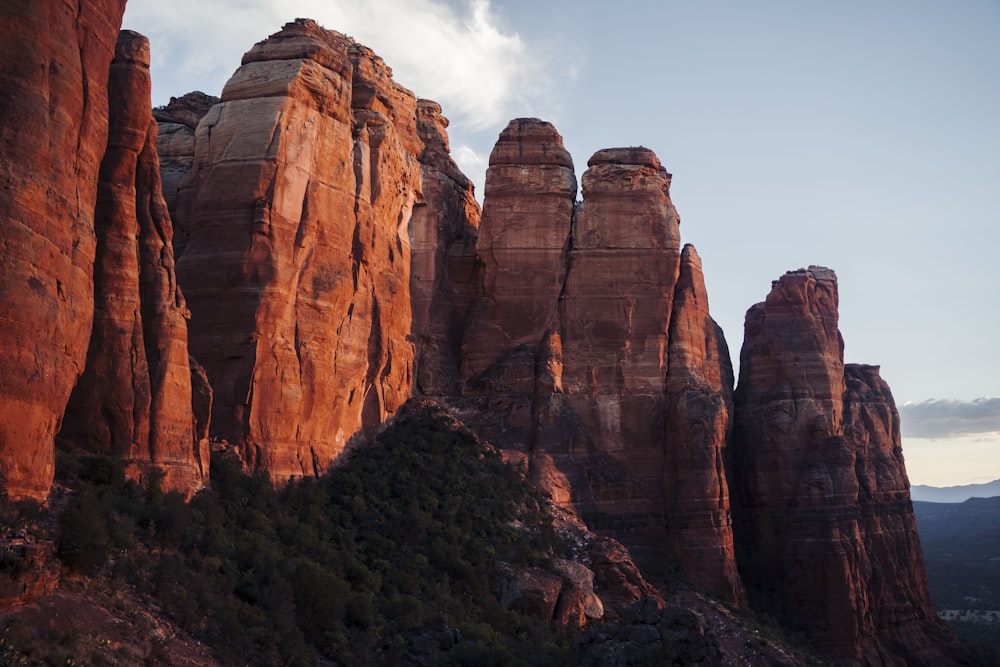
663,245 -> 744,604
732,266 -> 958,664
153,90 -> 219,259
456,131 -> 742,601
58,31 -> 208,497
557,147 -> 682,558
175,20 -> 428,481
0,0 -> 127,500
408,100 -> 481,396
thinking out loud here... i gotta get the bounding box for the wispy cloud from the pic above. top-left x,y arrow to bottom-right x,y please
124,0 -> 553,132
899,397 -> 1000,439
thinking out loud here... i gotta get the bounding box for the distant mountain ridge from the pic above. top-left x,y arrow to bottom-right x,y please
911,479 -> 1000,503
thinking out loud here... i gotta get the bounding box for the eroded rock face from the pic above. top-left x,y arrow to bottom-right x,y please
0,0 -> 127,499
153,90 -> 219,258
556,147 -> 682,561
731,267 -> 957,664
176,20 -> 421,480
460,118 -> 576,390
663,245 -> 744,604
409,100 -> 480,396
457,131 -> 741,597
58,31 -> 207,496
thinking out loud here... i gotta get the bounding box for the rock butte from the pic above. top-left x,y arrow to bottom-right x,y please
0,7 -> 964,663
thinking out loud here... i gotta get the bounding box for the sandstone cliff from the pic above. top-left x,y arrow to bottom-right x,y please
58,31 -> 207,496
455,127 -> 743,602
175,19 -> 456,480
0,0 -> 127,500
731,266 -> 958,664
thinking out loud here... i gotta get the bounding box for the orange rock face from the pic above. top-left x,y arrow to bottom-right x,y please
731,267 -> 957,664
58,31 -> 207,496
0,0 -> 126,499
176,20 -> 421,480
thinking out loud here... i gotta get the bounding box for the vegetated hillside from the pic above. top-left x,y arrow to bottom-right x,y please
6,401 -> 574,666
914,498 -> 1000,655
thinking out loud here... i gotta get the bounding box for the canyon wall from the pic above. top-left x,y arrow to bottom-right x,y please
175,20 -> 476,480
0,0 -> 127,499
731,267 -> 957,664
57,31 -> 207,496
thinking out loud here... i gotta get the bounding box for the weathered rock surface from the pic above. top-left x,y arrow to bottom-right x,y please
176,20 -> 422,480
456,131 -> 742,596
58,31 -> 207,496
731,266 -> 959,665
548,147 -> 683,561
153,90 -> 219,258
663,245 -> 744,604
0,0 -> 127,499
409,100 -> 480,396
460,118 -> 575,390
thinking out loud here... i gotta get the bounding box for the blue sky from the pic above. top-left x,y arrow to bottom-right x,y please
123,0 -> 1000,486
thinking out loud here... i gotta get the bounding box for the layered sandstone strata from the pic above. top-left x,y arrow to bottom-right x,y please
176,20 -> 422,479
0,0 -> 127,499
731,267 -> 957,664
58,31 -> 207,496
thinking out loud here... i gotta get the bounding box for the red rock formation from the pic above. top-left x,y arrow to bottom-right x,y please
557,147 -> 682,559
176,20 -> 421,480
0,0 -> 126,499
460,118 -> 576,389
153,91 -> 219,258
663,245 -> 744,604
409,100 -> 480,396
732,267 -> 958,665
58,31 -> 207,496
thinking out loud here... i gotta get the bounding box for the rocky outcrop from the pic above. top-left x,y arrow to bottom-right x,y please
409,100 -> 480,396
663,245 -> 744,604
557,146 -> 682,561
731,266 -> 959,665
460,118 -> 576,390
175,20 -> 422,480
152,91 -> 219,258
455,131 -> 743,599
58,31 -> 207,496
0,0 -> 127,499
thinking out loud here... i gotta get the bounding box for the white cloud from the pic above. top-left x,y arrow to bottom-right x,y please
124,0 -> 552,132
899,397 -> 1000,439
452,144 -> 489,195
